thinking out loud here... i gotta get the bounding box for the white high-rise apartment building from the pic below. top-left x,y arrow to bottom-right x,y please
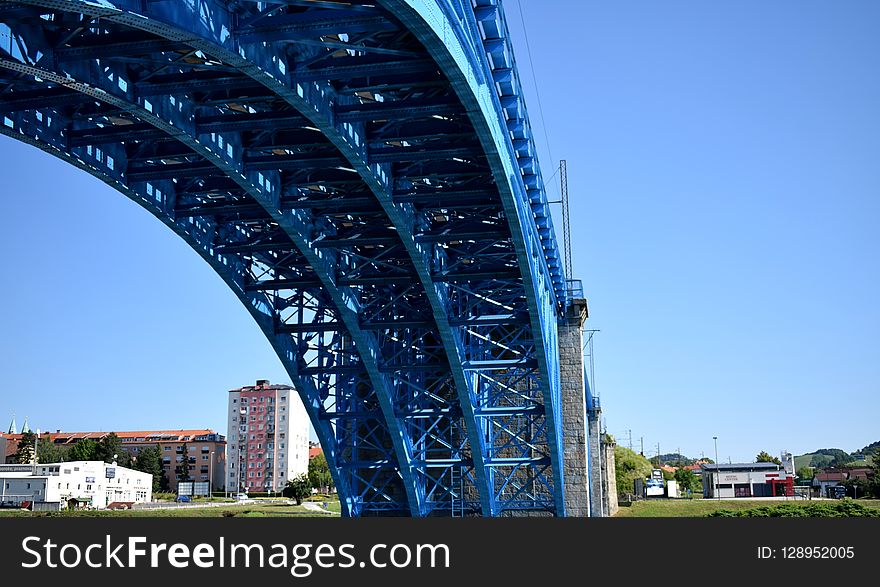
226,380 -> 310,493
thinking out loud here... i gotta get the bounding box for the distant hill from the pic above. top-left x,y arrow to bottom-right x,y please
657,453 -> 694,465
795,442 -> 878,469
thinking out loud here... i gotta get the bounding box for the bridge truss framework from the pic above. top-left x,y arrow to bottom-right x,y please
0,0 -> 573,517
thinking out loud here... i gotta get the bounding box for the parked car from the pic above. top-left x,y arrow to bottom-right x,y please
235,493 -> 249,502
175,495 -> 191,503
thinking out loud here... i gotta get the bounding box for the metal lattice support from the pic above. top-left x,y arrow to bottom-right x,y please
0,0 -> 570,516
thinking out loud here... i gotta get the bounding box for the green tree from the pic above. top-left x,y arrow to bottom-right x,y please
795,467 -> 814,482
674,467 -> 700,494
175,443 -> 191,482
307,453 -> 334,493
134,444 -> 166,493
36,436 -> 69,464
68,438 -> 99,461
868,447 -> 880,498
284,473 -> 312,505
614,446 -> 653,497
14,431 -> 37,464
96,433 -> 129,465
756,451 -> 782,465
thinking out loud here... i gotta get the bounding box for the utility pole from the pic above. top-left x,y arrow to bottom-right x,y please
713,436 -> 720,500
627,429 -> 633,452
640,437 -> 644,456
560,159 -> 572,281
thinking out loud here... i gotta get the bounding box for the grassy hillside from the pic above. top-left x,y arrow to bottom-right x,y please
616,499 -> 880,518
0,503 -> 338,518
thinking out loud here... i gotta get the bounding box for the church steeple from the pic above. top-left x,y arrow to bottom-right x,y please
7,415 -> 16,435
21,417 -> 30,434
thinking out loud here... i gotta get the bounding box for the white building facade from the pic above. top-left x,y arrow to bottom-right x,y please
0,461 -> 152,508
701,462 -> 794,498
226,380 -> 310,493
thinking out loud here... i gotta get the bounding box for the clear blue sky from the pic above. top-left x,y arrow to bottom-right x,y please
1,0 -> 878,463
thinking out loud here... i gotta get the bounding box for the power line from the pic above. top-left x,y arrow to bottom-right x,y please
514,0 -> 556,187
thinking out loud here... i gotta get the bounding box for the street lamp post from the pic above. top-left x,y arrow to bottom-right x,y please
713,436 -> 720,500
209,451 -> 214,499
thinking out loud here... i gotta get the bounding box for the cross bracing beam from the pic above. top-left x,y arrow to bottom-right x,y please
135,73 -> 264,97
55,37 -> 189,61
368,146 -> 475,164
195,111 -> 308,133
66,123 -> 168,146
0,86 -> 94,111
235,12 -> 397,43
335,97 -> 462,123
292,57 -> 436,82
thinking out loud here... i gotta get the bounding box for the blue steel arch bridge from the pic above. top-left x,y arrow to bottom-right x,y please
0,0 -> 583,517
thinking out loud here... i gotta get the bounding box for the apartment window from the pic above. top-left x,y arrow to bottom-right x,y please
26,483 -> 31,489
257,472 -> 262,478
280,443 -> 285,449
281,416 -> 286,421
258,425 -> 264,430
233,399 -> 237,403
248,472 -> 254,478
231,445 -> 236,450
203,455 -> 209,461
260,397 -> 265,403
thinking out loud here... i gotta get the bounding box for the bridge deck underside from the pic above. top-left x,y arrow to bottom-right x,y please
0,0 -> 564,516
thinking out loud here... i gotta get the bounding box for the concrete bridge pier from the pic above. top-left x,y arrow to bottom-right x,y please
558,297 -> 591,516
558,294 -> 618,517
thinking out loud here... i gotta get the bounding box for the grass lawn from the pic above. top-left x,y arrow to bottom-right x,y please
614,499 -> 880,518
0,502 -> 340,518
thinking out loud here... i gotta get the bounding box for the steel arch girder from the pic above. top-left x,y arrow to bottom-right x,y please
377,0 -> 567,515
16,0 -> 491,516
0,109 -> 362,516
0,1 -> 423,516
1,0 -> 569,515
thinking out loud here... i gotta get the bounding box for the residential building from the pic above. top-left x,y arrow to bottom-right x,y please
700,462 -> 794,498
227,380 -> 310,493
0,460 -> 152,509
812,467 -> 874,498
0,429 -> 226,492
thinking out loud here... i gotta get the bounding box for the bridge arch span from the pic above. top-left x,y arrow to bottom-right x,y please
0,0 -> 569,516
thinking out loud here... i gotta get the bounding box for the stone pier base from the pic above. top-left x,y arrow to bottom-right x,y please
558,298 -> 590,516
